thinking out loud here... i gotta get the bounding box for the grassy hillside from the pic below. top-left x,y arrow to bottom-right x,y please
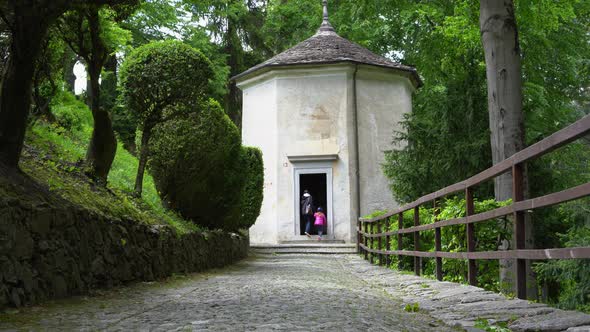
10,91 -> 198,234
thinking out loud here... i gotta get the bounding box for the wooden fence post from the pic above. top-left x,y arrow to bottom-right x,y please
371,222 -> 376,264
398,213 -> 403,270
385,217 -> 391,267
364,221 -> 368,261
434,199 -> 443,281
414,206 -> 421,276
466,187 -> 477,286
513,163 -> 526,299
357,219 -> 362,254
377,220 -> 385,265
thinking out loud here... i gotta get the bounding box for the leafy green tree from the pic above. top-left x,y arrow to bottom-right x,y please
124,0 -> 184,44
260,0 -> 321,54
182,0 -> 269,127
378,1 -> 492,202
149,99 -> 243,230
0,0 -> 135,169
315,0 -> 590,206
119,40 -> 213,197
182,26 -> 231,104
30,29 -> 68,123
58,3 -> 135,184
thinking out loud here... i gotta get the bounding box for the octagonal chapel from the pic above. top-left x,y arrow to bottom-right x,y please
233,1 -> 421,245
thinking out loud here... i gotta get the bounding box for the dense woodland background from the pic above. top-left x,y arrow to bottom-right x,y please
0,0 -> 589,313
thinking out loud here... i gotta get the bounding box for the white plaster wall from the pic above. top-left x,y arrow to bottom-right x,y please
240,79 -> 278,244
238,64 -> 414,244
274,68 -> 353,243
356,67 -> 413,216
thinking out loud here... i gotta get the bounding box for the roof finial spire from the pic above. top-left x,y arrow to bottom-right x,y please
318,0 -> 335,33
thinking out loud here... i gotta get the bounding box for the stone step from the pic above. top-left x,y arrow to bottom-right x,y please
279,240 -> 346,244
251,243 -> 357,255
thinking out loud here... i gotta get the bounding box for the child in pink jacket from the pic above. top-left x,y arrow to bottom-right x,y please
314,207 -> 327,240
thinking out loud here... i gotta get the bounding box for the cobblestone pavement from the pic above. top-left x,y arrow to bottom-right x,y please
0,253 -> 457,331
341,255 -> 590,332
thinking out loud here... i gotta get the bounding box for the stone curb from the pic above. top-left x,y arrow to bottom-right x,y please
341,255 -> 590,332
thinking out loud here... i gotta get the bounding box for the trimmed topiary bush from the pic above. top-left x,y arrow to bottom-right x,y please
149,99 -> 242,230
119,40 -> 214,197
237,147 -> 264,229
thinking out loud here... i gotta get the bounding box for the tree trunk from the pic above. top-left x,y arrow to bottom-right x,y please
86,71 -> 92,107
104,53 -> 136,153
224,18 -> 243,128
84,8 -> 117,184
0,4 -> 52,167
133,124 -> 152,197
479,0 -> 536,299
63,48 -> 78,94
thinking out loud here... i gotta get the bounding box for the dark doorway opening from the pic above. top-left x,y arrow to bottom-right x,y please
299,173 -> 328,236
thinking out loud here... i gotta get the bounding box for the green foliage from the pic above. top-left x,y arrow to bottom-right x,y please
149,99 -> 242,230
51,91 -> 93,132
365,197 -> 511,293
182,0 -> 271,124
31,30 -> 69,122
437,198 -> 511,291
24,95 -> 197,235
181,26 -> 231,102
364,0 -> 590,310
533,199 -> 590,313
474,318 -> 511,332
111,103 -> 138,151
261,0 -> 321,54
100,8 -> 134,52
123,0 -> 184,44
403,303 -> 420,312
362,210 -> 388,220
237,147 -> 264,229
119,39 -> 215,196
377,0 -> 590,204
59,6 -> 133,62
119,40 -> 213,126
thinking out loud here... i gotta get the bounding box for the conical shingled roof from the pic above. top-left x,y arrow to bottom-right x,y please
232,2 -> 421,87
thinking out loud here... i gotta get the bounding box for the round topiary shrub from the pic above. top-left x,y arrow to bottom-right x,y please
149,99 -> 242,230
237,147 -> 264,229
119,40 -> 214,197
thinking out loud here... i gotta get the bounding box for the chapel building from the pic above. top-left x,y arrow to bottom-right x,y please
233,1 -> 421,244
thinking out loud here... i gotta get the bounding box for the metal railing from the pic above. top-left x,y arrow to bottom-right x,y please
358,114 -> 590,300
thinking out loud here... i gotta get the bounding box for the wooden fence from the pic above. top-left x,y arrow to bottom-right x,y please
358,114 -> 590,300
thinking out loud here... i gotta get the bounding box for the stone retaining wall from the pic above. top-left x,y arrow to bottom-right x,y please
0,198 -> 249,308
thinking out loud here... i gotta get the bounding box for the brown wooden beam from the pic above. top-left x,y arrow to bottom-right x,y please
466,188 -> 477,286
358,245 -> 590,260
360,115 -> 590,224
414,206 -> 420,276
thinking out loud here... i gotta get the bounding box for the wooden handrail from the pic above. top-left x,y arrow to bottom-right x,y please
358,114 -> 590,300
359,244 -> 590,260
361,182 -> 590,237
360,115 -> 590,223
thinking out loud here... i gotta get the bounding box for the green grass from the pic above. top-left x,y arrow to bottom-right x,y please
403,302 -> 420,312
20,91 -> 198,235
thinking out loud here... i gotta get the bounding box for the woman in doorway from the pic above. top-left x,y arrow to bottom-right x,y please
301,189 -> 314,238
314,207 -> 327,240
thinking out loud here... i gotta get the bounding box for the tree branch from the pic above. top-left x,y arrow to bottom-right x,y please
0,9 -> 15,35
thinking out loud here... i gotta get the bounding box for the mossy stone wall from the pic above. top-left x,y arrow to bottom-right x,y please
0,197 -> 248,308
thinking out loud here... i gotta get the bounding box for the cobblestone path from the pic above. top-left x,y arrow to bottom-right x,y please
0,253 -> 456,331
